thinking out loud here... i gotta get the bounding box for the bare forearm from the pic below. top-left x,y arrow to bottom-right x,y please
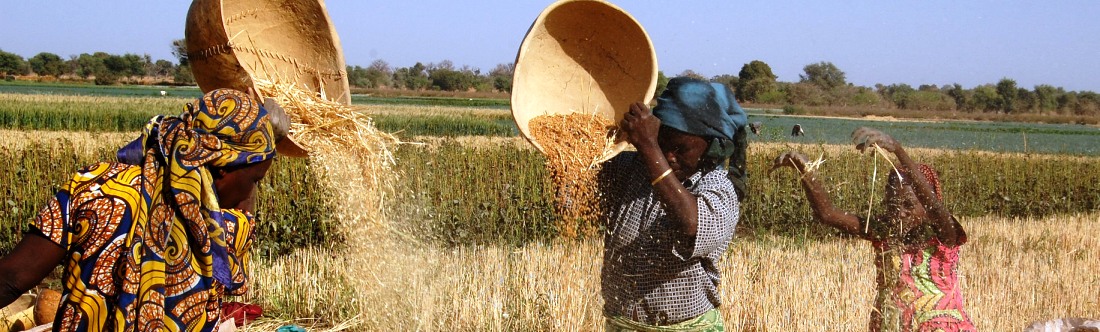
638,146 -> 699,236
0,235 -> 65,307
800,173 -> 865,236
891,149 -> 959,237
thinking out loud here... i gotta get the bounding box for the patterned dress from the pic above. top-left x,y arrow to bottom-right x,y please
27,89 -> 273,332
870,233 -> 975,332
31,162 -> 255,331
599,153 -> 739,326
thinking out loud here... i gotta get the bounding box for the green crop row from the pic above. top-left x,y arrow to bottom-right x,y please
373,113 -> 516,137
390,142 -> 1100,245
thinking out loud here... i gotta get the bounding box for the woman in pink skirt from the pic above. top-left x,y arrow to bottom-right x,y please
770,127 -> 976,332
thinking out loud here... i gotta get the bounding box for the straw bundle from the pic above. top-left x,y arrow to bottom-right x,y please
254,78 -> 400,244
529,112 -> 617,239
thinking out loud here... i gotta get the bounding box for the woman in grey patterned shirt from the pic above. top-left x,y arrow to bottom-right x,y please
599,77 -> 747,331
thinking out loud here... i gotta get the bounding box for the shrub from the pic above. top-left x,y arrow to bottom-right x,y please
782,105 -> 806,115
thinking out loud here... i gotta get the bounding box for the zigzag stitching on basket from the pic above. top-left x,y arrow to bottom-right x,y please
223,9 -> 263,25
190,42 -> 347,80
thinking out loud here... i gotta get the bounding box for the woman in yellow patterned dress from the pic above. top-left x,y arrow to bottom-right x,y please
0,88 -> 303,331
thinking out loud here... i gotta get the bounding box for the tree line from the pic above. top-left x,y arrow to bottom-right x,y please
2,43 -> 1097,117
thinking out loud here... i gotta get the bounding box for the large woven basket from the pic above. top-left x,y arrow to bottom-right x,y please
511,0 -> 658,161
185,0 -> 351,105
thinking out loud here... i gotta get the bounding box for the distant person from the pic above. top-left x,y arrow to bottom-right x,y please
749,121 -> 763,135
769,127 -> 975,332
0,89 -> 299,331
599,77 -> 746,331
791,123 -> 805,136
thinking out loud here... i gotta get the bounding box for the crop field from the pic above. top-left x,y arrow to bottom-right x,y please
0,85 -> 1097,331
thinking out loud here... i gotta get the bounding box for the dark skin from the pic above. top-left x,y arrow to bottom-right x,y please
768,127 -> 965,246
0,157 -> 275,308
619,102 -> 712,237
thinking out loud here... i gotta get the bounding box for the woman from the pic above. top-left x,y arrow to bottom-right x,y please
0,88 -> 299,331
770,127 -> 975,331
599,77 -> 746,331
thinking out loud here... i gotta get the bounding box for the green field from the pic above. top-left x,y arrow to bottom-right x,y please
0,82 -> 1098,250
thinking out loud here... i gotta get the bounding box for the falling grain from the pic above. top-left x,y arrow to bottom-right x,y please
529,112 -> 617,239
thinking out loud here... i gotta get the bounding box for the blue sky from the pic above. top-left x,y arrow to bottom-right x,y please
2,1 -> 1099,92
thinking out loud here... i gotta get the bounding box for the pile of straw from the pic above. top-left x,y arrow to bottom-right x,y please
529,112 -> 617,239
254,79 -> 400,244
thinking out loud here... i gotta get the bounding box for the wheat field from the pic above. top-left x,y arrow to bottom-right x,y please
2,127 -> 1097,331
232,213 -> 1100,331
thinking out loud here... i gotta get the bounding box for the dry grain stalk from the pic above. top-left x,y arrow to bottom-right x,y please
529,112 -> 617,239
254,78 -> 401,244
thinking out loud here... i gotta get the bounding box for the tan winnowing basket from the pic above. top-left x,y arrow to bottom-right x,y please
512,0 -> 658,162
185,0 -> 351,105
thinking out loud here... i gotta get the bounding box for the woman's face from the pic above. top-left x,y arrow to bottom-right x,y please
657,126 -> 709,180
884,174 -> 928,230
213,158 -> 275,211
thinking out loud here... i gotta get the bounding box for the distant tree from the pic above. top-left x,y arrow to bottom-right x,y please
848,86 -> 882,106
488,62 -> 514,93
122,53 -> 148,78
917,84 -> 939,92
878,83 -> 914,109
1056,92 -> 1078,114
346,65 -> 370,87
677,69 -> 705,80
970,84 -> 1001,112
29,52 -> 66,77
174,65 -> 195,85
654,71 -> 670,97
800,61 -> 846,90
1075,91 -> 1100,116
366,59 -> 393,88
735,60 -> 778,103
1033,84 -> 1061,113
429,64 -> 481,91
172,39 -> 189,66
710,74 -> 738,89
0,49 -> 30,76
1015,88 -> 1036,113
784,82 -> 827,106
393,62 -> 431,90
151,59 -> 175,78
995,78 -> 1018,114
944,83 -> 970,111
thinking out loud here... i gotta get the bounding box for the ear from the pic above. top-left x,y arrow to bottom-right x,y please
210,166 -> 228,180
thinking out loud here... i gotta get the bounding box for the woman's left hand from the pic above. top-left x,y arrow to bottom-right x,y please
619,102 -> 661,150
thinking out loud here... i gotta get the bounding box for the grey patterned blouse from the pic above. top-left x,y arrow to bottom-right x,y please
599,152 -> 740,325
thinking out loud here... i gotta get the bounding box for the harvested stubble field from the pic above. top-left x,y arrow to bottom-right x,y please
0,94 -> 1098,331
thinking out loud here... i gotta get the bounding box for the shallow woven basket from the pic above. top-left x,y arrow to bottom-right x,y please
185,0 -> 351,105
511,0 -> 658,162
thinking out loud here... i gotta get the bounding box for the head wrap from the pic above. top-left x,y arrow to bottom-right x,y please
119,88 -> 276,296
651,77 -> 748,159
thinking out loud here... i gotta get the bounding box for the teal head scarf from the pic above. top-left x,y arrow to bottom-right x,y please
651,77 -> 748,159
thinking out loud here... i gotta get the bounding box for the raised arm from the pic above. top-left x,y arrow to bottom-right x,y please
620,102 -> 701,236
770,151 -> 870,238
852,127 -> 965,245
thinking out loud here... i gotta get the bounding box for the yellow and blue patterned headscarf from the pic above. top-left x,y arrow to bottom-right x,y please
130,88 -> 276,291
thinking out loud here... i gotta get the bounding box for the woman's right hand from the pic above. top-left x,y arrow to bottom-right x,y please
769,151 -> 809,174
619,102 -> 661,151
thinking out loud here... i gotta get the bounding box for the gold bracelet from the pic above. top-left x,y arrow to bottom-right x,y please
651,168 -> 674,186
